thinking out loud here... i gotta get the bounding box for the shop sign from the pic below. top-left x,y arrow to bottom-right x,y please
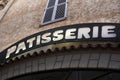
0,23 -> 120,64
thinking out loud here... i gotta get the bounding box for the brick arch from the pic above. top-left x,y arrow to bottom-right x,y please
0,49 -> 120,80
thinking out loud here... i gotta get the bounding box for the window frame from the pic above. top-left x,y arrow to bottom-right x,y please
41,0 -> 68,26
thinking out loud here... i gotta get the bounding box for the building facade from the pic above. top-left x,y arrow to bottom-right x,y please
0,0 -> 120,80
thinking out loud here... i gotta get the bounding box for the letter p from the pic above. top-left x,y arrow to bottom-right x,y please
6,46 -> 16,59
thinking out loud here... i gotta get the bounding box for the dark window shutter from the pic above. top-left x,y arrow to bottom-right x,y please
55,4 -> 66,19
42,0 -> 56,24
41,0 -> 67,25
47,0 -> 56,7
58,0 -> 66,4
43,7 -> 54,23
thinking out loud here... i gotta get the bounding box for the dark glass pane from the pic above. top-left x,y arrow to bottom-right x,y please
47,0 -> 56,7
12,71 -> 70,80
9,70 -> 120,80
96,73 -> 120,80
43,7 -> 54,23
58,0 -> 66,4
79,71 -> 108,80
67,72 -> 79,80
55,4 -> 66,19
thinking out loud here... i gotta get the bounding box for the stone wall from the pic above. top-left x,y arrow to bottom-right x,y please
0,0 -> 120,51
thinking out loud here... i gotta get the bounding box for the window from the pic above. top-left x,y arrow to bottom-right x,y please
9,69 -> 120,80
41,0 -> 68,25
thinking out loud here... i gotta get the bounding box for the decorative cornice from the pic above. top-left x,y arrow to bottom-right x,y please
1,42 -> 120,66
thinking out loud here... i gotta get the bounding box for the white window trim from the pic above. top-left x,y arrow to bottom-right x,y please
41,0 -> 68,26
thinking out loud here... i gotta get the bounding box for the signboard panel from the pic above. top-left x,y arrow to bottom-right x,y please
0,23 -> 120,64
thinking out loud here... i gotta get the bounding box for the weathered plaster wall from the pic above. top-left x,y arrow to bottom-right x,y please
0,0 -> 120,51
